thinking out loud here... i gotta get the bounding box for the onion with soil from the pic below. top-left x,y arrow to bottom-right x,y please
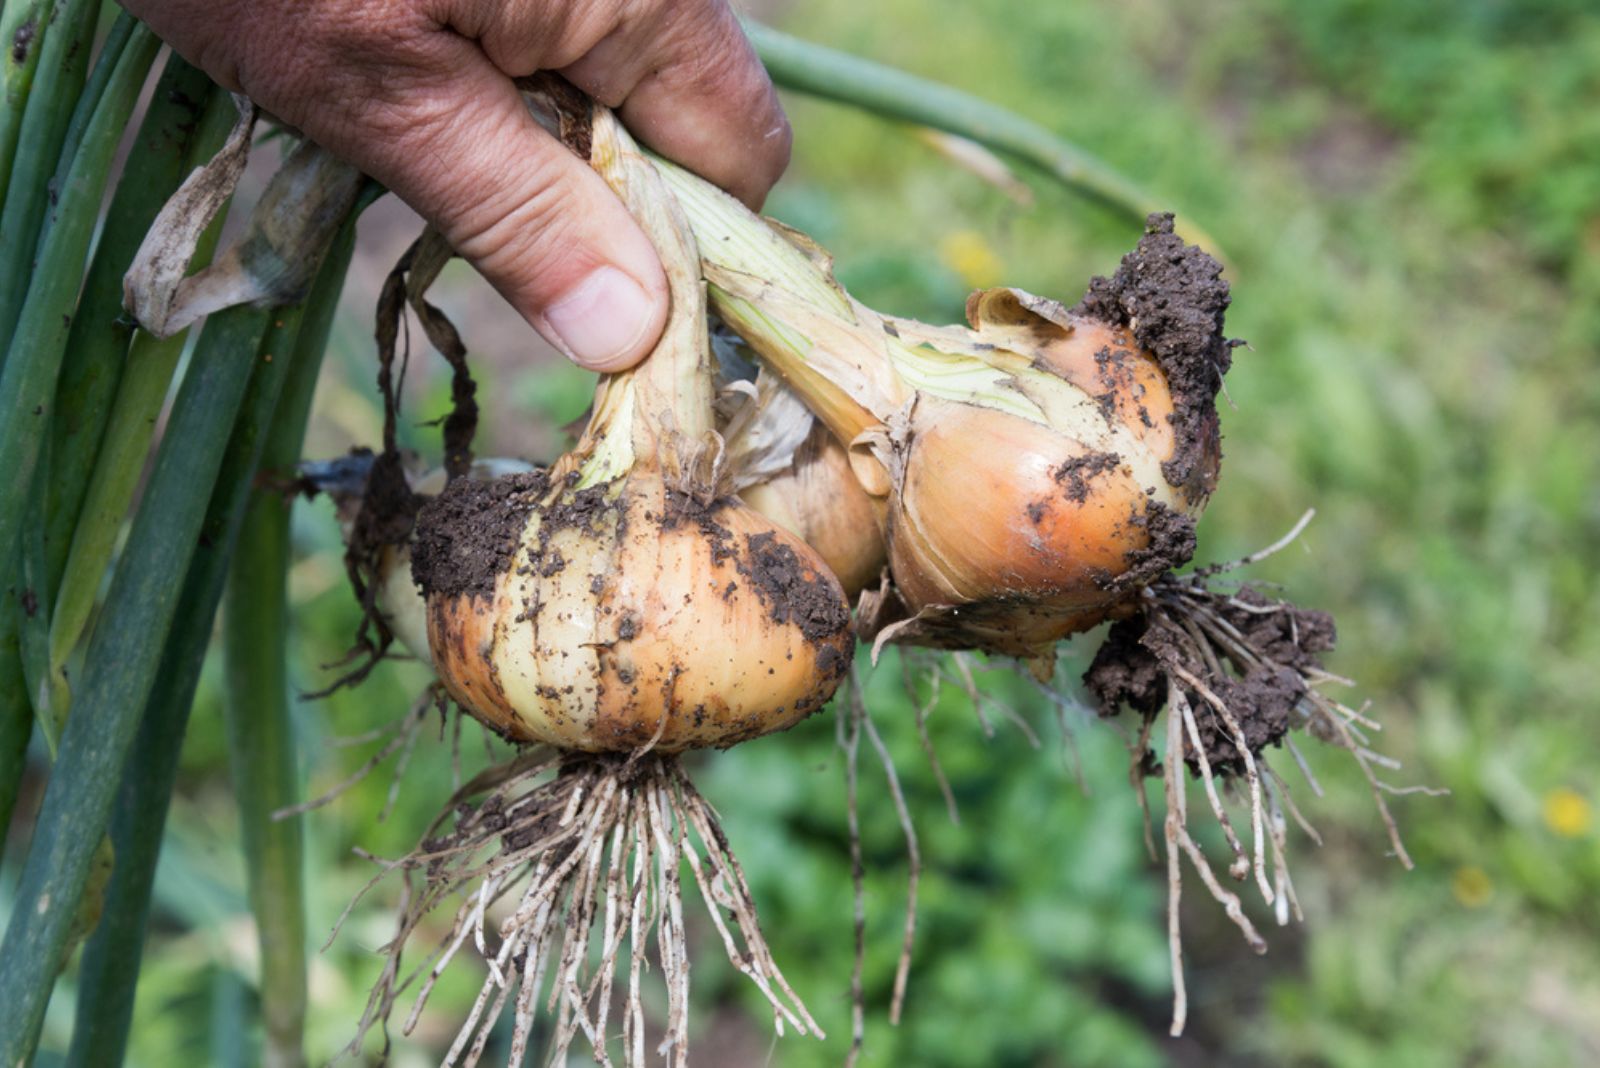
339,104 -> 851,1067
643,151 -> 1234,669
535,97 -> 1431,1042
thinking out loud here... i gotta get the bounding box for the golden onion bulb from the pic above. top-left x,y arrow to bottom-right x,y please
875,293 -> 1220,658
651,170 -> 1234,663
740,422 -> 887,599
412,469 -> 852,751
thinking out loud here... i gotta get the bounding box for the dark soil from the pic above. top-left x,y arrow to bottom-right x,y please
412,471 -> 550,600
664,490 -> 738,564
1073,213 -> 1236,503
1219,586 -> 1336,670
665,490 -> 851,650
1083,581 -> 1337,775
740,531 -> 852,647
12,20 -> 35,65
1104,502 -> 1198,594
1054,451 -> 1121,503
1082,615 -> 1166,716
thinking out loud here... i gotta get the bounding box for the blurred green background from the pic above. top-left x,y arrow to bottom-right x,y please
9,0 -> 1600,1064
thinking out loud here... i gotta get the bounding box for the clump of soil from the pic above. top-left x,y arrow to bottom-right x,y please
1054,451 -> 1120,503
1073,213 -> 1237,502
412,471 -> 550,600
1084,581 -> 1336,774
1223,585 -> 1336,669
1082,615 -> 1166,716
1108,502 -> 1198,593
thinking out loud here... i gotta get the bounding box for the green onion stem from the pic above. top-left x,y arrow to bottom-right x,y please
37,10 -> 136,249
44,59 -> 221,599
222,203 -> 359,1068
0,301 -> 275,1066
63,189 -> 368,1068
0,0 -> 54,204
0,587 -> 29,870
45,85 -> 237,680
0,0 -> 102,347
746,20 -> 1221,258
0,21 -> 158,581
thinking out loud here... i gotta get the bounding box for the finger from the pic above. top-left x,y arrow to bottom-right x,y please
338,38 -> 669,372
555,1 -> 792,209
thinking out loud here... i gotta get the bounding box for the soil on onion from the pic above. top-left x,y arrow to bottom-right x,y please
1073,212 -> 1236,502
411,471 -> 550,600
665,490 -> 853,648
742,531 -> 853,646
1109,501 -> 1199,593
1053,450 -> 1121,503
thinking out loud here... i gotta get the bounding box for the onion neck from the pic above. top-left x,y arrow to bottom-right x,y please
651,155 -> 1110,445
567,109 -> 714,490
653,156 -> 890,445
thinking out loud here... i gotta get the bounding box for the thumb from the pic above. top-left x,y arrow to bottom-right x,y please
356,49 -> 668,371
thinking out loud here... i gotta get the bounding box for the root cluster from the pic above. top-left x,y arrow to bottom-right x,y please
1084,514 -> 1443,1034
339,750 -> 819,1067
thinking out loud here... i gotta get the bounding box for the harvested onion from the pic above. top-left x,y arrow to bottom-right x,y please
404,121 -> 854,749
411,458 -> 853,751
337,101 -> 848,1065
649,160 -> 1234,665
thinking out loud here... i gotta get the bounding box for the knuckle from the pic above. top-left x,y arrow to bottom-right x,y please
476,0 -> 629,72
760,107 -> 794,182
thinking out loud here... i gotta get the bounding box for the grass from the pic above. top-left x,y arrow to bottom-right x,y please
4,1 -> 1598,1065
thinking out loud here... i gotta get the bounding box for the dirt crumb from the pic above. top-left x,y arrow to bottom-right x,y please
12,20 -> 35,65
1072,213 -> 1236,502
1107,502 -> 1197,592
815,642 -> 849,680
1054,451 -> 1120,503
413,471 -> 550,600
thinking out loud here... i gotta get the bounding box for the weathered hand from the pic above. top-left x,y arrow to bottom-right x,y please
123,0 -> 791,370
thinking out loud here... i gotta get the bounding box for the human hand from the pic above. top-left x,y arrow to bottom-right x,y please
121,0 -> 791,371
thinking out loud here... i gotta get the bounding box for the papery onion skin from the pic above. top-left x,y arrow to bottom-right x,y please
886,400 -> 1165,653
417,471 -> 853,753
741,423 -> 887,599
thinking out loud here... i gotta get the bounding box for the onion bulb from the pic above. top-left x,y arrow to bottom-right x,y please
649,163 -> 1233,666
408,109 -> 853,753
707,329 -> 888,599
741,420 -> 887,599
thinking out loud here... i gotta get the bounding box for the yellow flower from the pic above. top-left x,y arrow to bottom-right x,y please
1542,787 -> 1592,838
1451,865 -> 1493,908
938,229 -> 1005,289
